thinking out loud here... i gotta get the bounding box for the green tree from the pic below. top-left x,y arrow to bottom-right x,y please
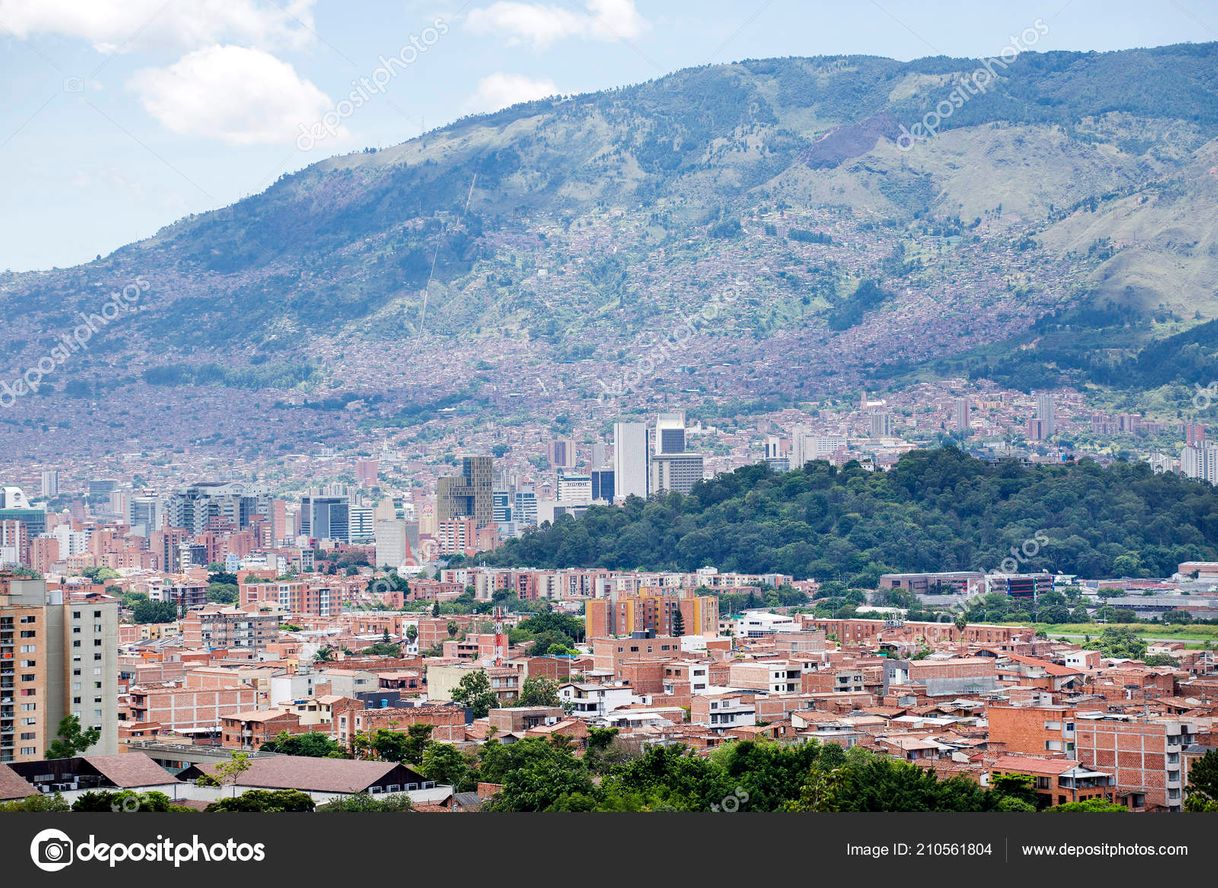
671,609 -> 686,637
515,676 -> 561,708
206,789 -> 315,812
316,792 -> 412,812
481,738 -> 595,812
133,599 -> 179,624
259,731 -> 345,758
421,742 -> 475,791
46,714 -> 101,758
210,751 -> 252,798
0,792 -> 70,812
1050,799 -> 1127,813
451,670 -> 500,718
1096,627 -> 1148,660
1185,749 -> 1218,811
71,790 -> 182,812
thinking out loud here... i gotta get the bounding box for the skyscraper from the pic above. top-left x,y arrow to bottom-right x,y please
1037,393 -> 1056,437
300,496 -> 350,542
591,469 -> 615,502
612,422 -> 649,500
954,398 -> 971,432
374,518 -> 412,569
40,470 -> 59,498
870,410 -> 893,438
436,455 -> 494,527
654,412 -> 687,455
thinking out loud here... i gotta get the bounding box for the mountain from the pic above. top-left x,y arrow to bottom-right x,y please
4,44 -> 1218,458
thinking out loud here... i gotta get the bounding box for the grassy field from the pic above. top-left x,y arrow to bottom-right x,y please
1001,622 -> 1218,649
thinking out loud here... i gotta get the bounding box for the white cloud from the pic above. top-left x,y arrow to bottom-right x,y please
466,72 -> 558,113
130,45 -> 337,145
0,0 -> 316,53
466,0 -> 645,48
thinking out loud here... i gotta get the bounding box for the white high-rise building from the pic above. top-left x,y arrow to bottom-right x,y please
613,422 -> 649,500
40,470 -> 59,498
1181,443 -> 1218,485
374,518 -> 410,569
651,453 -> 705,494
556,472 -> 593,502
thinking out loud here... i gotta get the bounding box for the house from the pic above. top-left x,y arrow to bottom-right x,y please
989,755 -> 1116,807
558,682 -> 638,718
0,763 -> 37,801
5,753 -> 180,801
183,754 -> 450,805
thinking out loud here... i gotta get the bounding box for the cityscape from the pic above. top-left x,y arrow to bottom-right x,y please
1,0 -> 1217,877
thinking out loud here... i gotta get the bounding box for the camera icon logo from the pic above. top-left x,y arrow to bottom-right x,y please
30,828 -> 74,872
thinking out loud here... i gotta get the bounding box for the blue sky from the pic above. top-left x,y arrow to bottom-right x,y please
1,0 -> 1214,272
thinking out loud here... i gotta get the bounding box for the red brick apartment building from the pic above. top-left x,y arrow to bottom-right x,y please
591,635 -> 684,674
221,710 -> 305,750
987,703 -> 1080,756
1073,715 -> 1201,811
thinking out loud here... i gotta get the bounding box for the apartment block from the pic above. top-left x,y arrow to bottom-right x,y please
1074,715 -> 1200,811
1,573 -> 118,763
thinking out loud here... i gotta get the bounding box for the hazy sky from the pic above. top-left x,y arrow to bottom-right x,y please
1,0 -> 1213,271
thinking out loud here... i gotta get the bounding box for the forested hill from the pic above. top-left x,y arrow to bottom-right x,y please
479,449 -> 1218,582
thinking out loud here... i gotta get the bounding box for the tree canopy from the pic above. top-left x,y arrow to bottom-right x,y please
480,449 -> 1218,582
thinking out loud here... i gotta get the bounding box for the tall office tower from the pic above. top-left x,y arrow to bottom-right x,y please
348,505 -> 375,543
556,471 -> 593,502
1037,393 -> 1056,437
355,458 -> 380,488
513,489 -> 538,527
374,518 -> 412,569
547,438 -> 576,469
128,495 -> 162,537
0,574 -> 118,763
650,452 -> 705,494
591,469 -> 615,502
436,456 -> 494,528
300,496 -> 351,542
88,479 -> 119,499
954,398 -> 971,432
654,412 -> 687,454
870,410 -> 893,438
492,490 -> 513,524
789,424 -> 812,470
613,422 -> 650,500
591,442 -> 609,469
1186,423 -> 1207,447
164,482 -> 271,534
40,471 -> 59,498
